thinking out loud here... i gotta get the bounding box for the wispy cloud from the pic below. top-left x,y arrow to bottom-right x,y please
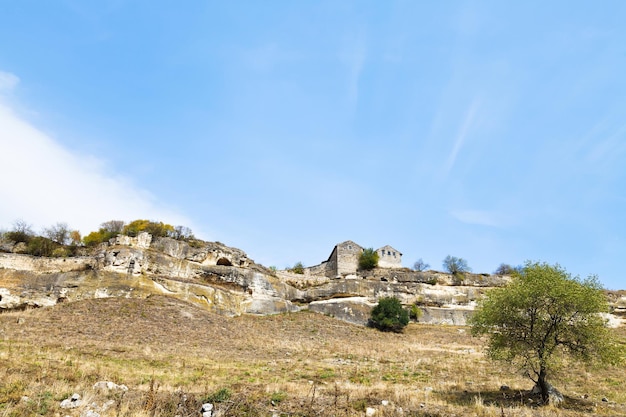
443,98 -> 480,177
449,208 -> 508,228
0,97 -> 190,235
586,122 -> 626,165
0,71 -> 19,92
339,30 -> 367,109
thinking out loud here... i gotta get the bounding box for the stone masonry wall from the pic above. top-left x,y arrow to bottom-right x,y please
377,245 -> 402,269
335,241 -> 363,277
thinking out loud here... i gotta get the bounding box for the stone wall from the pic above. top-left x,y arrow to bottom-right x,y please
334,241 -> 363,277
307,261 -> 331,278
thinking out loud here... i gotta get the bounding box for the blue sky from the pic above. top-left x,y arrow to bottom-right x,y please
1,1 -> 625,289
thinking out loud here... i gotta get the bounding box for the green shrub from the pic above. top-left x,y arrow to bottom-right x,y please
204,388 -> 231,403
369,297 -> 409,332
358,248 -> 379,270
52,247 -> 72,258
5,220 -> 34,244
123,219 -> 174,238
290,262 -> 305,274
5,230 -> 32,244
83,229 -> 116,247
269,391 -> 287,404
26,237 -> 57,257
409,304 -> 422,321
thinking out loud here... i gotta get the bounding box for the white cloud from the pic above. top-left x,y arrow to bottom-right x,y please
0,71 -> 20,92
0,102 -> 190,235
443,98 -> 480,177
449,209 -> 507,228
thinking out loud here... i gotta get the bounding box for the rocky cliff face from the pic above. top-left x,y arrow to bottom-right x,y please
1,234 -> 624,327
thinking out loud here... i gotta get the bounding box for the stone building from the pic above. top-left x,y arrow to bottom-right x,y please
307,240 -> 403,278
377,245 -> 403,268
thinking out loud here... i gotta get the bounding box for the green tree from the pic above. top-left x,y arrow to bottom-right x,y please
470,261 -> 624,404
358,248 -> 379,270
369,297 -> 409,332
442,255 -> 471,275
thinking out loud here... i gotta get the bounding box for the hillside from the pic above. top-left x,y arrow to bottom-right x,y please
1,296 -> 625,416
1,233 -> 626,415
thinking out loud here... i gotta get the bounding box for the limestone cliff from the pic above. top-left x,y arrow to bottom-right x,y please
1,233 -> 624,327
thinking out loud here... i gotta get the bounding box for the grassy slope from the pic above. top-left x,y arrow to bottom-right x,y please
0,296 -> 624,416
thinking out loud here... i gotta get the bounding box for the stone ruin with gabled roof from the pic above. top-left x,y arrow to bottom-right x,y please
306,240 -> 403,279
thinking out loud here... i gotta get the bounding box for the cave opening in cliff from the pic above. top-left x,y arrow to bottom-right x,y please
216,257 -> 233,266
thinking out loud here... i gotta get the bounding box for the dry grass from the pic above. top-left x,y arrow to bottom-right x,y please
0,295 -> 624,416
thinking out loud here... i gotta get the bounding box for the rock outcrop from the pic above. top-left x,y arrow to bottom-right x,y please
1,234 -> 624,327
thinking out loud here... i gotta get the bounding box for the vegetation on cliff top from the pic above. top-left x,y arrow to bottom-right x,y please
358,247 -> 379,270
1,218 -> 196,254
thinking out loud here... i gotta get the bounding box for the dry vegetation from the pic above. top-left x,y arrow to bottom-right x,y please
0,296 -> 624,416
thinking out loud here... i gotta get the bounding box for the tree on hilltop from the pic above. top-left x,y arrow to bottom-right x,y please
413,258 -> 430,272
442,255 -> 471,275
43,222 -> 71,245
494,263 -> 517,275
470,261 -> 624,404
5,219 -> 34,243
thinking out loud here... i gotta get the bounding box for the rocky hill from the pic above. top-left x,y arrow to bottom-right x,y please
1,233 -> 624,327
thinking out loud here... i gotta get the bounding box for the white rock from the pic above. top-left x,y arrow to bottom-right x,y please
136,232 -> 152,248
201,402 -> 213,417
365,407 -> 377,416
101,399 -> 116,411
93,381 -> 128,391
381,400 -> 389,406
60,393 -> 82,409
